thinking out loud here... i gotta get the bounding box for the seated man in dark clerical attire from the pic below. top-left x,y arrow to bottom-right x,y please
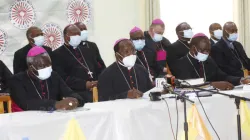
0,60 -> 12,113
98,39 -> 153,101
13,26 -> 52,74
209,23 -> 222,46
172,33 -> 250,90
74,22 -> 106,72
167,22 -> 193,73
53,24 -> 101,102
211,22 -> 250,77
9,46 -> 85,112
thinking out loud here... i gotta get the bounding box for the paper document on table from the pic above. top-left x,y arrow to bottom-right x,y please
243,85 -> 250,90
179,78 -> 204,86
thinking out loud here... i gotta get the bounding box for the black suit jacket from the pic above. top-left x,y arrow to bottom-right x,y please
172,54 -> 241,85
211,39 -> 250,77
79,41 -> 106,72
9,71 -> 85,111
13,44 -> 52,74
210,39 -> 215,47
166,40 -> 190,73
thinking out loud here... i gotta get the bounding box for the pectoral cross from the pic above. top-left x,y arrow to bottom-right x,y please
88,71 -> 93,78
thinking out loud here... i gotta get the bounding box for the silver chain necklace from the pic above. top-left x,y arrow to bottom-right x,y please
178,40 -> 190,50
116,62 -> 138,90
27,72 -> 50,99
186,54 -> 206,82
64,45 -> 93,78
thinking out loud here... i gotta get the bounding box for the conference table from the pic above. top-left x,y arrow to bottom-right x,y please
0,87 -> 250,140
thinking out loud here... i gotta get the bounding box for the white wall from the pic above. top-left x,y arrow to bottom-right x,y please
89,0 -> 146,66
160,0 -> 233,43
0,0 -> 147,71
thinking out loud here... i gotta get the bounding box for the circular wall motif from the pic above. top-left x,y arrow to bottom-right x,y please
67,0 -> 92,24
9,0 -> 36,30
0,29 -> 8,54
41,23 -> 64,50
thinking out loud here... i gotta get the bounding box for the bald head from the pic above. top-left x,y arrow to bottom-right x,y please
63,24 -> 81,44
223,22 -> 238,40
74,22 -> 87,31
176,22 -> 192,41
26,26 -> 44,45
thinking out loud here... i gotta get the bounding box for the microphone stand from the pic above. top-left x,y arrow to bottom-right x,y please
162,84 -> 195,140
178,85 -> 250,140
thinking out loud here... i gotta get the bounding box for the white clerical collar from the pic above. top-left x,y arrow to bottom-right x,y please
211,38 -> 218,44
117,61 -> 132,70
189,52 -> 196,59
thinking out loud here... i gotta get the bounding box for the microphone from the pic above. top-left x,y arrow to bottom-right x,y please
164,74 -> 211,88
164,74 -> 176,87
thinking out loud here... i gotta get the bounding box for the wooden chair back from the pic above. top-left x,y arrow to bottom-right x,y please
0,94 -> 11,113
93,87 -> 98,102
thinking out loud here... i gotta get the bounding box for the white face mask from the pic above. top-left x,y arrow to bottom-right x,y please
194,47 -> 209,62
80,30 -> 88,41
133,39 -> 145,51
228,33 -> 238,42
33,36 -> 45,47
33,66 -> 52,80
68,35 -> 81,49
183,29 -> 193,39
153,33 -> 163,42
213,30 -> 223,40
117,53 -> 137,69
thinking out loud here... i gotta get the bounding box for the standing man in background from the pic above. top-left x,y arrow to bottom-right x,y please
167,22 -> 193,74
209,23 -> 223,46
129,26 -> 153,82
74,22 -> 106,72
53,24 -> 100,102
144,18 -> 171,78
211,22 -> 250,77
13,26 -> 52,74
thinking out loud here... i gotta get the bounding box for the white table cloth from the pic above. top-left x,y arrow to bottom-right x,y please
0,87 -> 250,140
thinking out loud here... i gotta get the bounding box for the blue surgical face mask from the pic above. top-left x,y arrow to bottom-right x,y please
80,30 -> 88,41
182,29 -> 193,39
68,35 -> 81,49
132,39 -> 145,51
194,47 -> 209,62
153,33 -> 163,42
228,33 -> 238,42
213,29 -> 223,40
33,36 -> 44,47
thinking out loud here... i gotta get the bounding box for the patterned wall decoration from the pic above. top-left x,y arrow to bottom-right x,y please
9,0 -> 36,30
67,0 -> 92,24
42,23 -> 64,50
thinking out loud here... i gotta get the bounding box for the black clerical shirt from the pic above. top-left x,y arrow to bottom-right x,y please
78,41 -> 106,72
98,62 -> 153,101
167,40 -> 190,71
9,71 -> 84,111
52,44 -> 100,92
172,53 -> 241,85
